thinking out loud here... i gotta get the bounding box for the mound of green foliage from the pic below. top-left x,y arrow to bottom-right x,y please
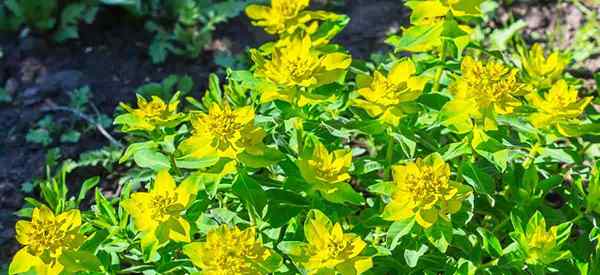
8,0 -> 600,274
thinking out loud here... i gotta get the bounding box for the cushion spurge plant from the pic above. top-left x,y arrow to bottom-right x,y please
9,0 -> 600,274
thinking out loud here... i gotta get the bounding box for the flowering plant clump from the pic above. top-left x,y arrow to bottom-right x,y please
9,0 -> 600,274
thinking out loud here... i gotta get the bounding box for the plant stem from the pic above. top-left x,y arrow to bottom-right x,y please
170,154 -> 182,177
432,41 -> 447,92
385,130 -> 395,180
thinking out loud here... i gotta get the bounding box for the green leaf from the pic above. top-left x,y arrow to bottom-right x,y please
0,87 -> 12,103
175,155 -> 220,169
320,182 -> 365,205
232,173 -> 268,212
424,219 -> 453,253
120,141 -> 158,163
477,227 -> 503,257
386,23 -> 444,52
404,244 -> 428,267
441,137 -> 471,160
59,250 -> 102,273
388,218 -> 416,250
77,176 -> 99,204
60,130 -> 81,143
26,129 -> 52,146
367,181 -> 394,196
95,189 -> 118,226
133,149 -> 171,171
461,162 -> 494,196
238,148 -> 285,168
265,189 -> 308,227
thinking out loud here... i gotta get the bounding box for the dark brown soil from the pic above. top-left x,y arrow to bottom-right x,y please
0,0 -> 407,266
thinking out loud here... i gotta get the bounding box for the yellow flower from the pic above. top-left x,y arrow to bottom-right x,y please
511,212 -> 572,266
353,59 -> 427,126
392,0 -> 482,52
281,209 -> 372,275
10,206 -> 83,275
115,93 -> 185,132
183,225 -> 281,274
382,153 -> 471,228
251,35 -> 352,105
441,57 -> 531,133
245,0 -> 342,35
122,170 -> 197,257
521,43 -> 568,88
178,103 -> 265,160
297,142 -> 363,204
526,80 -> 592,134
298,142 -> 352,185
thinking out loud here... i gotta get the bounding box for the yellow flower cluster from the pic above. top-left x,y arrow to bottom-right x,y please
285,210 -> 373,275
383,153 -> 471,228
122,170 -> 198,256
297,142 -> 363,204
246,0 -> 341,36
353,59 -> 427,126
441,57 -> 531,132
527,80 -> 592,135
10,206 -> 83,275
251,35 -> 351,105
115,94 -> 185,132
179,103 -> 266,160
512,212 -> 572,266
521,43 -> 568,89
183,225 -> 278,274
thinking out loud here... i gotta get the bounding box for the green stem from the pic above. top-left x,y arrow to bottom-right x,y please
170,154 -> 182,177
492,216 -> 510,234
432,42 -> 447,92
385,130 -> 395,180
297,127 -> 304,156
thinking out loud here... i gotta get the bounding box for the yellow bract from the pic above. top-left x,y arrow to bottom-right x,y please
442,57 -> 530,132
251,35 -> 351,105
245,0 -> 341,36
122,170 -> 196,251
521,43 -> 568,88
183,225 -> 277,274
10,206 -> 83,275
116,94 -> 185,132
527,80 -> 592,134
298,210 -> 372,274
353,59 -> 427,126
179,103 -> 265,160
515,213 -> 571,266
298,142 -> 352,185
382,153 -> 471,228
526,225 -> 558,264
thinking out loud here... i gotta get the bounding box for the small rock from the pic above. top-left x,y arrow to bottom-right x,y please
36,70 -> 84,92
19,57 -> 45,83
4,78 -> 18,97
23,70 -> 85,105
